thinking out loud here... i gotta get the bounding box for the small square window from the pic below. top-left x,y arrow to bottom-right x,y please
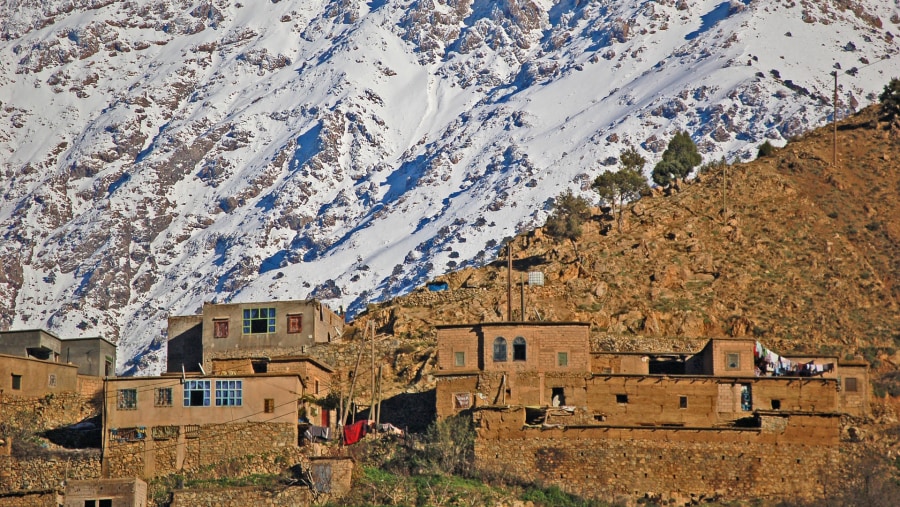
725,353 -> 740,370
771,399 -> 781,410
845,377 -> 858,392
557,352 -> 568,367
155,387 -> 173,407
454,351 -> 465,367
287,314 -> 302,334
679,396 -> 688,409
454,392 -> 471,409
11,374 -> 21,390
616,394 -> 628,404
213,319 -> 229,339
117,389 -> 137,410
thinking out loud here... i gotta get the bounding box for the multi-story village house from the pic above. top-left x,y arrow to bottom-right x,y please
166,299 -> 344,374
0,329 -> 116,398
433,321 -> 870,503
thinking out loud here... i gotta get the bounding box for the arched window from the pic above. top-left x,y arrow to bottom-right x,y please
513,337 -> 527,361
493,337 -> 507,362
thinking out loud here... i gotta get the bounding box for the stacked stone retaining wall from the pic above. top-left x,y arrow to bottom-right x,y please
106,422 -> 297,478
475,427 -> 842,505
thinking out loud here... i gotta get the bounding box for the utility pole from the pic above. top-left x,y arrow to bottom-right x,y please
506,240 -> 512,321
833,71 -> 838,167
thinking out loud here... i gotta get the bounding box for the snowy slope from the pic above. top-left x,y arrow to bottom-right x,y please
1,0 -> 898,374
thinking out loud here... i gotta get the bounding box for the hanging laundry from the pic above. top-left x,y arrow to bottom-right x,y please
304,425 -> 331,441
343,420 -> 369,445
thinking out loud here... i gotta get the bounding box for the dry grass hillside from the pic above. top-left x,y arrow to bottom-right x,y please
348,103 -> 900,397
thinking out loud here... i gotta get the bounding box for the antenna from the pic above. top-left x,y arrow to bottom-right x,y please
181,364 -> 186,383
198,364 -> 206,375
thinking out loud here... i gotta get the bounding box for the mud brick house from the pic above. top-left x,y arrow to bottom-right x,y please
434,322 -> 593,417
209,355 -> 335,427
0,353 -> 79,397
102,373 -> 306,478
435,322 -> 870,503
166,299 -> 344,374
63,477 -> 147,507
0,329 -> 116,377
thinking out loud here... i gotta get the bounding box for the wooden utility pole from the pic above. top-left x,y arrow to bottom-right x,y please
506,241 -> 512,321
370,320 -> 376,424
833,71 -> 838,167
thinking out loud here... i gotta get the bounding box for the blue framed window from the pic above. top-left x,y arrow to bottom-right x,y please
184,380 -> 210,407
215,380 -> 243,406
493,337 -> 507,362
243,307 -> 276,334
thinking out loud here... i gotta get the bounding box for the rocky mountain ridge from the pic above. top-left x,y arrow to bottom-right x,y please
1,0 -> 898,374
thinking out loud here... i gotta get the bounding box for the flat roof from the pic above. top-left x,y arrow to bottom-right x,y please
435,321 -> 590,330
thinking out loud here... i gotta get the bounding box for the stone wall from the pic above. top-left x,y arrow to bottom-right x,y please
170,485 -> 314,507
474,415 -> 843,505
0,452 -> 101,493
0,492 -> 59,507
0,392 -> 99,430
105,422 -> 297,479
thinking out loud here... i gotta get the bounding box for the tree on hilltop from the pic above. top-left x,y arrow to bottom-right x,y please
593,147 -> 649,231
544,190 -> 591,245
880,77 -> 900,122
651,131 -> 702,187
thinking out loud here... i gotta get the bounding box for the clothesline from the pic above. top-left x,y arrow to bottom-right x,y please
754,342 -> 834,377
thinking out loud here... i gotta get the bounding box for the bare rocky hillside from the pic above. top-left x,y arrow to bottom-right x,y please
350,104 -> 900,399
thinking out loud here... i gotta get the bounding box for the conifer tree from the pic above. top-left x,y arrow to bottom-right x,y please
651,131 -> 702,187
593,147 -> 649,231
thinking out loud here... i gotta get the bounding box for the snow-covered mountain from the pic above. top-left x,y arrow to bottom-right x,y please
1,0 -> 898,374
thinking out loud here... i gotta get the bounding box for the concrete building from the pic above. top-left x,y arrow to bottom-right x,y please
102,373 -> 307,478
0,353 -> 79,397
166,299 -> 344,373
0,329 -> 116,377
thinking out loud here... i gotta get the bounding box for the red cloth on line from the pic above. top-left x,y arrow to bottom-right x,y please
343,420 -> 368,445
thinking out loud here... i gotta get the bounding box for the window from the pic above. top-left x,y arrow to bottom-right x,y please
151,425 -> 178,440
184,424 -> 200,439
287,314 -> 303,334
679,396 -> 688,409
117,389 -> 137,410
845,377 -> 858,392
315,379 -> 320,395
551,387 -> 566,406
184,380 -> 211,407
110,427 -> 145,442
616,394 -> 628,404
557,352 -> 568,367
264,398 -> 275,413
105,358 -> 113,377
213,318 -> 229,339
725,353 -> 740,370
84,500 -> 113,507
215,380 -> 243,406
48,374 -> 56,387
243,307 -> 276,334
513,337 -> 527,361
454,392 -> 471,409
11,374 -> 21,390
771,399 -> 781,410
454,351 -> 466,367
155,387 -> 173,407
493,337 -> 507,362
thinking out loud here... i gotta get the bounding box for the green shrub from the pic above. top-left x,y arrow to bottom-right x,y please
757,140 -> 776,157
